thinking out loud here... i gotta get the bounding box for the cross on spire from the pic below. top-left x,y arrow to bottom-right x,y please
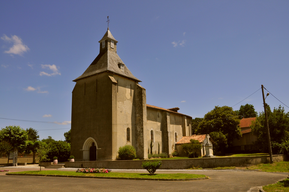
107,16 -> 110,30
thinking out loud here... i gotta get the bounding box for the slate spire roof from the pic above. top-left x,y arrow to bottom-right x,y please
74,28 -> 140,82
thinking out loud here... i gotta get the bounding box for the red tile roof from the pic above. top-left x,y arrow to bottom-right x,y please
176,134 -> 206,144
240,117 -> 256,128
146,104 -> 192,118
241,128 -> 252,134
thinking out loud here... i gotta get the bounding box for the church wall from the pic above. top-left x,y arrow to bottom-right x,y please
71,73 -> 114,161
112,75 -> 137,159
147,108 -> 163,155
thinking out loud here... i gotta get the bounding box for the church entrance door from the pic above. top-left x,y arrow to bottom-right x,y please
89,142 -> 97,161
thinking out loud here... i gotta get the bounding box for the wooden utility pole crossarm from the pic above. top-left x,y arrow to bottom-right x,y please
261,84 -> 273,164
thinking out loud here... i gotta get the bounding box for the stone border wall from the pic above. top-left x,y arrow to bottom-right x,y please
65,154 -> 283,169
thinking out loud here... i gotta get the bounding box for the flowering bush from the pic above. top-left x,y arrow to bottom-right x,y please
0,170 -> 9,172
76,168 -> 111,173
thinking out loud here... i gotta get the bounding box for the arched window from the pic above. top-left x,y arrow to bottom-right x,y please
151,130 -> 154,142
175,132 -> 178,142
127,128 -> 130,142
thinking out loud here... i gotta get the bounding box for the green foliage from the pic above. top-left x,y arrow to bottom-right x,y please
263,178 -> 289,192
182,139 -> 201,158
37,141 -> 49,171
198,106 -> 241,152
64,129 -> 71,143
209,131 -> 228,155
41,136 -> 55,145
0,140 -> 13,163
118,145 -> 136,160
172,150 -> 179,157
148,153 -> 167,159
251,105 -> 289,153
142,160 -> 162,175
26,128 -> 39,141
238,104 -> 257,118
191,117 -> 203,134
46,140 -> 71,162
0,126 -> 28,161
25,140 -> 40,164
69,155 -> 74,159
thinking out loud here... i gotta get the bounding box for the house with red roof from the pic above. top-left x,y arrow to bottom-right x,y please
175,134 -> 214,157
232,117 -> 258,152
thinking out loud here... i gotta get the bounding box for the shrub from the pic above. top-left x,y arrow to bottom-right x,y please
182,139 -> 201,158
53,156 -> 58,160
118,145 -> 136,160
148,153 -> 167,159
172,150 -> 179,157
69,155 -> 74,159
142,160 -> 162,175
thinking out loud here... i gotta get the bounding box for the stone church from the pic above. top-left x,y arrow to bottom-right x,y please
71,28 -> 192,161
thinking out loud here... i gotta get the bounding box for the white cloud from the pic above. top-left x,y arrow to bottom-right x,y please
1,64 -> 8,68
181,100 -> 186,103
43,114 -> 52,118
25,86 -> 36,91
1,35 -> 30,56
183,32 -> 186,36
38,90 -> 48,94
54,121 -> 71,125
172,41 -> 178,47
24,86 -> 48,93
172,40 -> 186,47
179,40 -> 185,46
28,63 -> 33,69
40,64 -> 61,76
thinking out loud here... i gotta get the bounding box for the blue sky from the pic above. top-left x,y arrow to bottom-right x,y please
1,0 -> 289,141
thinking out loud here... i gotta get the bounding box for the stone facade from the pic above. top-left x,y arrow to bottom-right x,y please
71,28 -> 192,161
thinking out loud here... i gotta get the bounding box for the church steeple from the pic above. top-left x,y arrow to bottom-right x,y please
99,28 -> 118,54
73,28 -> 140,82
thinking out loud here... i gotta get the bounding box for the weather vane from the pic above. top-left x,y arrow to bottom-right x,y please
107,16 -> 110,29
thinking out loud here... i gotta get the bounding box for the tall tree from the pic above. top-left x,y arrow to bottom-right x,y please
1,126 -> 28,166
191,118 -> 203,135
37,141 -> 49,171
0,140 -> 13,163
26,128 -> 39,141
25,128 -> 40,164
42,136 -> 55,145
198,106 -> 241,154
251,105 -> 289,153
64,129 -> 71,143
238,104 -> 257,118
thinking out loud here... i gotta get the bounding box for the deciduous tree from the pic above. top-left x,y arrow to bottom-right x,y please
238,104 -> 257,118
251,105 -> 289,153
1,126 -> 28,166
198,106 -> 241,153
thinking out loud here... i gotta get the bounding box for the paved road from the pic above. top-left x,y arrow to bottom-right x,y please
0,166 -> 287,192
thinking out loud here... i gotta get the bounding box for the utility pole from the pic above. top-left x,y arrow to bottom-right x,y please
261,85 -> 273,163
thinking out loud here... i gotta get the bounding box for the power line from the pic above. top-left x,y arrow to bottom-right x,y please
38,128 -> 70,131
231,88 -> 261,108
0,117 -> 70,125
263,86 -> 289,109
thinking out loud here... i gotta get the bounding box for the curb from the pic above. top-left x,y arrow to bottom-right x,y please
6,173 -> 209,181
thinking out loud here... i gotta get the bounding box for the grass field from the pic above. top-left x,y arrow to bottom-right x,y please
7,170 -> 208,180
247,161 -> 289,172
263,178 -> 289,192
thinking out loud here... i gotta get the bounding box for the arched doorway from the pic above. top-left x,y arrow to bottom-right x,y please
89,142 -> 96,161
82,137 -> 98,161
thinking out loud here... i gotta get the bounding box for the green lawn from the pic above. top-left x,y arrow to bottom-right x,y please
7,170 -> 208,180
247,161 -> 289,172
263,178 -> 289,192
